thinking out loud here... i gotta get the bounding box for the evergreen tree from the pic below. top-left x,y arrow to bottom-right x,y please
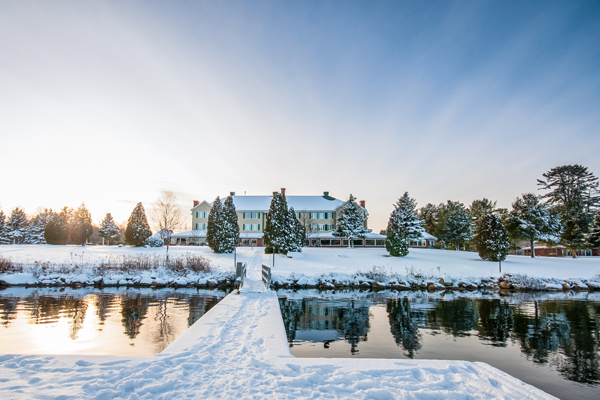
44,207 -> 72,245
290,207 -> 305,252
588,210 -> 600,249
264,192 -> 295,254
333,194 -> 369,248
475,214 -> 509,262
206,196 -> 223,253
5,208 -> 30,244
28,208 -> 52,244
505,193 -> 560,258
538,165 -> 600,256
221,196 -> 240,253
70,204 -> 93,245
0,209 -> 8,244
386,192 -> 424,257
418,203 -> 438,237
125,203 -> 152,247
469,198 -> 497,232
99,213 -> 120,245
435,200 -> 471,251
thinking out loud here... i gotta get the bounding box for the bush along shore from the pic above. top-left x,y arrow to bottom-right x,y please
270,267 -> 600,292
0,253 -> 236,289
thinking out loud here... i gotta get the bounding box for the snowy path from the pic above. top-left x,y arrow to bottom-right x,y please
0,249 -> 557,399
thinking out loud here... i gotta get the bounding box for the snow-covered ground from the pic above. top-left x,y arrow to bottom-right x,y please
0,257 -> 556,399
2,245 -> 599,290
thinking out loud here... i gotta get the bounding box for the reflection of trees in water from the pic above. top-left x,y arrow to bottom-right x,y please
150,297 -> 173,353
427,298 -> 478,337
121,294 -> 149,339
62,297 -> 88,340
386,298 -> 422,358
94,294 -> 115,324
512,300 -> 600,385
278,298 -> 303,342
0,296 -> 18,327
477,300 -> 514,347
187,295 -> 220,327
342,300 -> 370,354
19,294 -> 87,339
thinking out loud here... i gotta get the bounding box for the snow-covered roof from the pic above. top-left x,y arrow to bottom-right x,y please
309,232 -> 386,239
420,232 -> 437,240
192,195 -> 355,213
171,230 -> 206,238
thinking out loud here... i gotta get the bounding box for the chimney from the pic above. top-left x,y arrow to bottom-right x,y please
323,191 -> 329,197
281,188 -> 286,196
360,200 -> 366,208
230,192 -> 235,196
193,200 -> 199,207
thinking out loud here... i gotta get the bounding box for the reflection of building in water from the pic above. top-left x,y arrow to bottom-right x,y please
279,298 -> 371,354
0,296 -> 18,327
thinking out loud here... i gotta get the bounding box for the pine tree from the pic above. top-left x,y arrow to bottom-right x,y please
333,194 -> 369,248
125,203 -> 152,247
264,192 -> 298,254
418,203 -> 438,237
289,207 -> 305,252
386,192 -> 424,257
435,200 -> 471,251
504,193 -> 560,258
538,165 -> 600,256
45,207 -> 72,245
475,214 -> 509,262
70,204 -> 93,246
588,210 -> 600,249
28,208 -> 52,244
221,196 -> 240,253
206,196 -> 223,253
5,208 -> 30,244
99,213 -> 120,245
469,198 -> 497,231
0,209 -> 8,244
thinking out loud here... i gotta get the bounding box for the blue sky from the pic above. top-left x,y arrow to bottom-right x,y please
1,0 -> 599,232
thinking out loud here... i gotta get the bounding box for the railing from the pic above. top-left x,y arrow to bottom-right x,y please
235,262 -> 246,290
261,264 -> 272,288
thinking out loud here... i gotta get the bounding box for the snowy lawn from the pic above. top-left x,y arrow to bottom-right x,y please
0,258 -> 556,399
1,245 -> 600,289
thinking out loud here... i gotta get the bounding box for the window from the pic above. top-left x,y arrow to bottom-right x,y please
321,239 -> 331,246
195,223 -> 206,230
366,239 -> 375,246
309,212 -> 332,220
196,211 -> 208,218
331,240 -> 341,246
376,240 -> 385,246
353,239 -> 363,246
243,212 -> 260,219
243,224 -> 260,231
296,212 -> 301,219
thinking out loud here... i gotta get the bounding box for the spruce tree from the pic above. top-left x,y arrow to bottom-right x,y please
386,192 -> 424,257
45,207 -> 71,245
70,204 -> 93,245
504,193 -> 560,258
469,198 -> 497,234
333,194 -> 369,248
28,208 -> 52,244
0,209 -> 8,244
588,210 -> 600,249
125,203 -> 152,247
435,200 -> 471,250
206,196 -> 223,253
418,203 -> 439,237
475,214 -> 509,262
221,196 -> 240,253
99,213 -> 120,245
5,208 -> 30,244
289,207 -> 305,252
264,192 -> 290,253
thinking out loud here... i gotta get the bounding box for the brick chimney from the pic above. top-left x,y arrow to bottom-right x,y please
360,200 -> 366,208
281,188 -> 286,196
193,200 -> 199,207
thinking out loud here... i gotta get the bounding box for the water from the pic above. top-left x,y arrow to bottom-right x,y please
0,287 -> 228,356
278,289 -> 600,400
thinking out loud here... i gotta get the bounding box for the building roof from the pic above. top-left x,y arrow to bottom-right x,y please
192,195 -> 356,213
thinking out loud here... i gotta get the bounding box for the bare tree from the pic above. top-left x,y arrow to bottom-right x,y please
297,212 -> 316,245
151,190 -> 183,263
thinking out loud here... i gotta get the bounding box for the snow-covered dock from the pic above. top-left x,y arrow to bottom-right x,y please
0,256 -> 557,399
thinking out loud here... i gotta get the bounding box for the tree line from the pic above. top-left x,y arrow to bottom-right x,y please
385,164 -> 600,259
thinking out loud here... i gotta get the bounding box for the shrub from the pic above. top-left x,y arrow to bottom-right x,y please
145,237 -> 164,247
0,255 -> 22,274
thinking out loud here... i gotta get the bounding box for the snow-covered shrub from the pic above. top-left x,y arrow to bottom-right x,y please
145,237 -> 164,247
0,255 -> 21,274
167,253 -> 212,275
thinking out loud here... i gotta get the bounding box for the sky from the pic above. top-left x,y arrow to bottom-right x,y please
1,0 -> 599,232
